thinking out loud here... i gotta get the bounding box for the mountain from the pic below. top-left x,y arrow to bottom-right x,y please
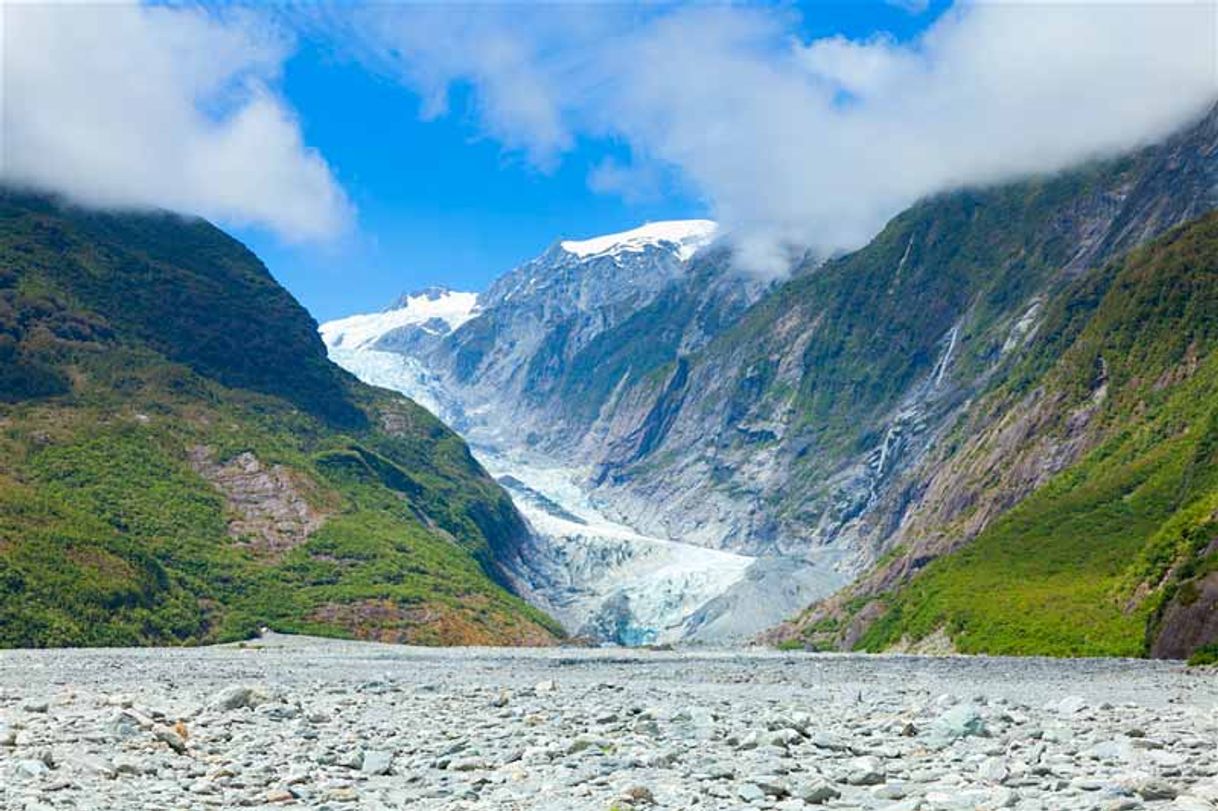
430,219 -> 737,442
0,190 -> 561,648
578,106 -> 1218,567
781,208 -> 1218,658
325,104 -> 1218,658
322,220 -> 783,644
322,286 -> 480,357
582,104 -> 1218,658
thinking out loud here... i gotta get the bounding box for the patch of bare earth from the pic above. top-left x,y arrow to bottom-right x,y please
188,446 -> 330,557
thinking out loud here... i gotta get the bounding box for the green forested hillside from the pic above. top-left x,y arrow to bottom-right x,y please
0,191 -> 561,647
810,213 -> 1218,657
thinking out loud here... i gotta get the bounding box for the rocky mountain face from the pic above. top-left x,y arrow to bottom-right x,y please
0,191 -> 560,648
582,106 -> 1218,569
762,105 -> 1218,656
421,220 -> 751,442
327,104 -> 1218,658
786,207 -> 1218,658
323,222 -> 798,644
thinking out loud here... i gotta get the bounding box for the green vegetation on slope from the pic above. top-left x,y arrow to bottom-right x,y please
0,191 -> 561,648
857,212 -> 1218,657
722,163 -> 1129,466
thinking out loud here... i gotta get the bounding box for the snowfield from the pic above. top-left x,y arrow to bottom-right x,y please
319,289 -> 479,351
559,219 -> 718,261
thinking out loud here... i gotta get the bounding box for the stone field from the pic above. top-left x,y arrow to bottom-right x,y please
1,634 -> 1216,810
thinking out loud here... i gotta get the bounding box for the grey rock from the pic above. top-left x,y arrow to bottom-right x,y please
207,684 -> 266,712
737,782 -> 766,802
1056,695 -> 1089,715
152,724 -> 187,754
752,775 -> 790,798
799,780 -> 841,804
361,749 -> 394,776
978,756 -> 1010,783
1136,779 -> 1180,801
929,704 -> 988,742
69,755 -> 117,780
874,781 -> 910,800
1087,739 -> 1135,764
449,756 -> 486,771
846,755 -> 886,786
16,759 -> 50,778
1170,798 -> 1215,811
104,708 -> 150,739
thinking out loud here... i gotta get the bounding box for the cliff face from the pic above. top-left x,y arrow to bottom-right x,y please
593,106 -> 1218,658
420,223 -> 764,450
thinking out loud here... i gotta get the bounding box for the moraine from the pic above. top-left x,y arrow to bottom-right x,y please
2,634 -> 1217,810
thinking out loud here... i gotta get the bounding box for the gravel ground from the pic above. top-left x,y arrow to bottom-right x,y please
1,634 -> 1216,810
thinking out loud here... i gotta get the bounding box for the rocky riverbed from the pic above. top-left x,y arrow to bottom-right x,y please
1,634 -> 1216,810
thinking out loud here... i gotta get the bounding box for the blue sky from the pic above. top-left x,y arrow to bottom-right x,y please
235,44 -> 701,320
234,1 -> 955,321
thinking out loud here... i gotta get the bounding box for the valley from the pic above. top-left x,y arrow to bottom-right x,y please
322,104 -> 1218,658
4,2 -> 1218,808
320,225 -> 850,645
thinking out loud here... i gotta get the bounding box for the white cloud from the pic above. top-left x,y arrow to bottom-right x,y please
888,0 -> 932,15
1,1 -> 350,241
307,4 -> 589,169
321,0 -> 1218,275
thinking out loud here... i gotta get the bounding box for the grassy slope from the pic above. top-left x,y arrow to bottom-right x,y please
857,212 -> 1218,656
0,192 -> 561,648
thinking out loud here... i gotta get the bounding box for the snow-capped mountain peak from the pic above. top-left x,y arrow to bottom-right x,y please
390,285 -> 462,310
319,288 -> 479,351
560,219 -> 718,262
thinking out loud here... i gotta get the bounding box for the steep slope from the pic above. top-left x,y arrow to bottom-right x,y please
430,219 -> 750,443
798,212 -> 1218,657
0,191 -> 561,647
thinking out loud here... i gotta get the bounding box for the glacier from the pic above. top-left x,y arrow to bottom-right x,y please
318,223 -> 843,645
322,337 -> 755,645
